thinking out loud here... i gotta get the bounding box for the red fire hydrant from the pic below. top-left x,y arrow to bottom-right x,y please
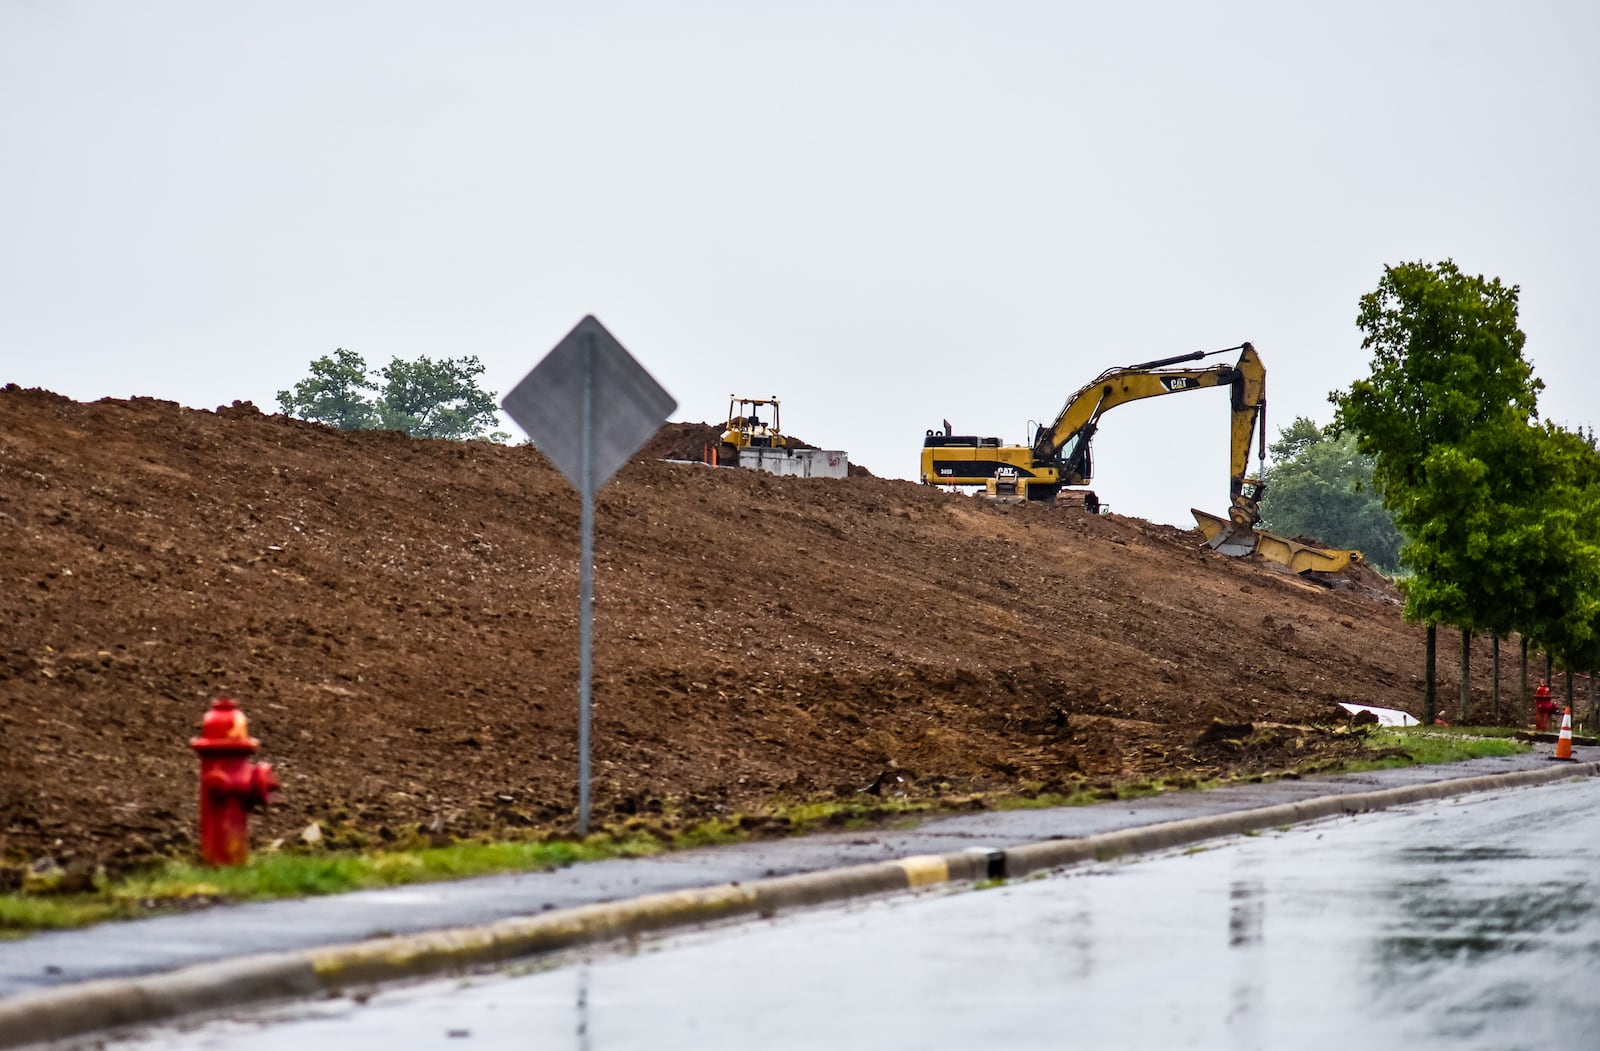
1534,679 -> 1557,732
190,697 -> 278,866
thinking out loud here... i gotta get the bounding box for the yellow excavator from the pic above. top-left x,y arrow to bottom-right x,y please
919,343 -> 1361,574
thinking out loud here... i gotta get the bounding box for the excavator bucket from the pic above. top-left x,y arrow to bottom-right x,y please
1191,509 -> 1362,575
1193,511 -> 1259,557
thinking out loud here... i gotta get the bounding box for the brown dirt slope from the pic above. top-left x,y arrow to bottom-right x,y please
0,387 -> 1499,873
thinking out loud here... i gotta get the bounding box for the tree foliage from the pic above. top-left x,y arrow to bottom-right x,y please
1517,424 -> 1600,672
277,351 -> 500,441
274,348 -> 379,431
1333,261 -> 1546,627
1338,260 -> 1541,503
1331,259 -> 1562,720
1398,421 -> 1597,644
374,356 -> 500,440
1259,416 -> 1403,573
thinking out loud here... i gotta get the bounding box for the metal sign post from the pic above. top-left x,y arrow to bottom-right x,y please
576,356 -> 595,836
502,316 -> 676,834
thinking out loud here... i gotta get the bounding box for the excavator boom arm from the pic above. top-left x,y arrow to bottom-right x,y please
1033,345 -> 1264,511
1224,343 -> 1266,524
1031,364 -> 1232,459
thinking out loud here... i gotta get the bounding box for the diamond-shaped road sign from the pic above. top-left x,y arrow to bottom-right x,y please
500,316 -> 674,834
501,315 -> 677,496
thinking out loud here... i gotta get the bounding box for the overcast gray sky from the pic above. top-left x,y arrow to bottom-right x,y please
3,1 -> 1595,526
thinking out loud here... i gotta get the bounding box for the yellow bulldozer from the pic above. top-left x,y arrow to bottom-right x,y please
720,395 -> 785,461
920,342 -> 1361,574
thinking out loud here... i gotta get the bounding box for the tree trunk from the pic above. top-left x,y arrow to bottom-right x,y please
1459,628 -> 1472,724
1492,636 -> 1501,724
1566,669 -> 1574,714
1589,672 -> 1597,734
1545,650 -> 1553,684
1520,637 -> 1529,724
1424,624 -> 1437,726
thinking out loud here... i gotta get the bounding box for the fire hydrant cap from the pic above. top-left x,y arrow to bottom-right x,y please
191,696 -> 260,753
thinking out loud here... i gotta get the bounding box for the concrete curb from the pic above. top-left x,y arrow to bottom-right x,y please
3,761 -> 1595,1048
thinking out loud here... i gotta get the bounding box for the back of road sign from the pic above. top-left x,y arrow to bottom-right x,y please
499,315 -> 675,834
500,315 -> 677,495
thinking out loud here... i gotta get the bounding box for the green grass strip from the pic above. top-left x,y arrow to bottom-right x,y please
0,834 -> 668,935
1346,725 -> 1529,771
0,724 -> 1534,934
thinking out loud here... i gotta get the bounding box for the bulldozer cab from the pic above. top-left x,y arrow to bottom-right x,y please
723,396 -> 785,451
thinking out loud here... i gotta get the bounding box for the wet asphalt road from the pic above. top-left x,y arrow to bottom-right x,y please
88,775 -> 1600,1051
3,749 -> 1583,1001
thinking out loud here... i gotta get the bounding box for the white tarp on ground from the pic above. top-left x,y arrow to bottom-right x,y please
1338,703 -> 1420,726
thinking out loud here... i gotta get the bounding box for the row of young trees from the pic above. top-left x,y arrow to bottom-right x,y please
275,349 -> 503,441
1325,260 -> 1600,724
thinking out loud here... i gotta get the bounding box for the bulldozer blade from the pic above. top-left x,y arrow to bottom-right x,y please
1190,509 -> 1362,574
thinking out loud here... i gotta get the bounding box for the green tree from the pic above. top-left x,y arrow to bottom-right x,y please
277,352 -> 501,440
1259,416 -> 1403,573
275,348 -> 379,430
1332,259 -> 1545,723
1517,424 -> 1600,708
1336,260 -> 1540,499
1267,415 -> 1322,463
375,355 -> 500,440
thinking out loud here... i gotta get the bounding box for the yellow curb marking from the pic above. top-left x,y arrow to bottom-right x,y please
307,885 -> 766,981
897,855 -> 950,887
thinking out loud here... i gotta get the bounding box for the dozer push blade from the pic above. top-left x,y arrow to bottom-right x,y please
1190,509 -> 1362,574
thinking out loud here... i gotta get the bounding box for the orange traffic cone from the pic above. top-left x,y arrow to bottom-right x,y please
1550,707 -> 1577,762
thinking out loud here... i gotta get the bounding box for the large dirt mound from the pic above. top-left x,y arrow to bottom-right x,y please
0,386 -> 1492,873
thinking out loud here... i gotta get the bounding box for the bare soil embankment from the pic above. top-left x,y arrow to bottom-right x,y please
0,390 -> 1502,876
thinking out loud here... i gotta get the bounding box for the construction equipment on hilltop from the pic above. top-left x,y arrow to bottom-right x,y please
721,396 -> 786,458
920,342 -> 1361,574
921,343 -> 1267,511
717,395 -> 849,479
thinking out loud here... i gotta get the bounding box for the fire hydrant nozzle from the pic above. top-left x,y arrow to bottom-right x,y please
191,697 -> 277,866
